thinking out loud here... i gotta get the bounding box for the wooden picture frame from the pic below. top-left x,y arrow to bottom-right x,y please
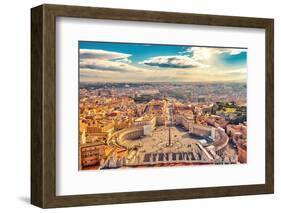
31,4 -> 274,208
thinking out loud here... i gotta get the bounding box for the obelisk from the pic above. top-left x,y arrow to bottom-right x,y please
168,126 -> 171,146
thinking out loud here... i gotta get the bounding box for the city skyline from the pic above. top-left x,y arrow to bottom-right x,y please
79,41 -> 247,83
79,41 -> 247,170
79,83 -> 247,170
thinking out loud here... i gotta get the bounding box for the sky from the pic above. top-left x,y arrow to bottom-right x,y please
79,41 -> 247,83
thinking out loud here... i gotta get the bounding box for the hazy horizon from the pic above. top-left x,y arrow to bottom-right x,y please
80,81 -> 247,85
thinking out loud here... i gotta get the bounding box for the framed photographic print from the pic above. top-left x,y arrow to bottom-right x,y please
31,4 -> 274,208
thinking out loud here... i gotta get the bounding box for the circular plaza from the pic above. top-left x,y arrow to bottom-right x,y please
122,126 -> 201,153
116,125 -> 215,166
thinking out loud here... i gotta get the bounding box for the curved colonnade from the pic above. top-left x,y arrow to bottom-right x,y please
108,114 -> 229,159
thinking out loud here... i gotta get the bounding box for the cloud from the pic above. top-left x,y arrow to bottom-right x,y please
80,59 -> 133,72
80,49 -> 131,60
79,47 -> 247,83
80,49 -> 136,73
189,47 -> 216,61
139,55 -> 206,68
113,57 -> 132,64
139,47 -> 246,70
226,49 -> 246,55
216,48 -> 246,55
188,47 -> 246,61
